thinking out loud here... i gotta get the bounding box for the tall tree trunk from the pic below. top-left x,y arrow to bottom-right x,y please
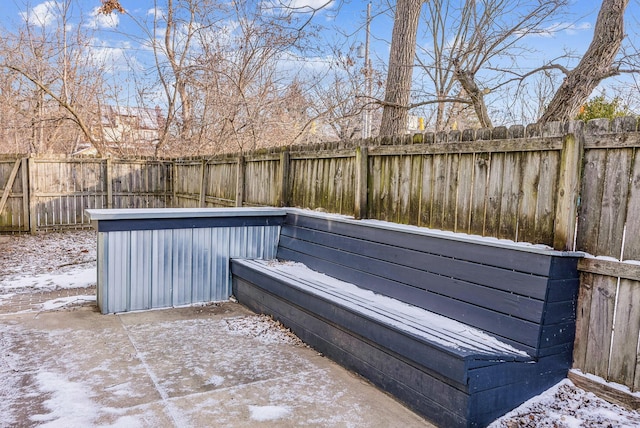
539,0 -> 628,123
379,0 -> 423,137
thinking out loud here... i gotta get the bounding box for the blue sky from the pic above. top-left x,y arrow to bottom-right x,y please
0,0 -> 611,65
1,0 -> 638,122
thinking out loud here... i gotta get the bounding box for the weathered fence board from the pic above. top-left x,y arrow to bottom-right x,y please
608,278 -> 640,387
0,158 -> 28,232
623,149 -> 640,260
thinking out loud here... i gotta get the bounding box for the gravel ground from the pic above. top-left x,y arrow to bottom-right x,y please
2,230 -> 640,427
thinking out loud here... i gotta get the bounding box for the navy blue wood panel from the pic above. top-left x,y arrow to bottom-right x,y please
96,214 -> 285,232
278,233 -> 546,321
232,276 -> 471,428
543,300 -> 578,324
545,279 -> 581,302
276,246 -> 541,354
549,256 -> 580,279
284,213 -> 557,276
280,225 -> 552,300
469,369 -> 569,427
468,352 -> 572,393
231,260 -> 487,383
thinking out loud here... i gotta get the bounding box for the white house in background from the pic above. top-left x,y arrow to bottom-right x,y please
99,105 -> 165,146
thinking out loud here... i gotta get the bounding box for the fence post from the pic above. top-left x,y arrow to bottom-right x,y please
236,155 -> 245,207
354,146 -> 369,219
105,156 -> 113,209
279,150 -> 290,207
553,133 -> 584,250
199,159 -> 207,207
28,155 -> 37,234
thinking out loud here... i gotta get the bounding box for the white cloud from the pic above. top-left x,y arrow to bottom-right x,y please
86,7 -> 120,29
524,21 -> 593,38
87,39 -> 142,74
288,0 -> 335,11
20,1 -> 60,27
261,0 -> 335,15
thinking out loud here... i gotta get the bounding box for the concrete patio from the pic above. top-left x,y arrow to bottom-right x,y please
0,299 -> 432,427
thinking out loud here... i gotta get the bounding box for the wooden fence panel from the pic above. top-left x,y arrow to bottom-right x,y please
30,158 -> 108,230
174,161 -> 202,206
288,153 -> 355,215
206,160 -> 238,207
244,158 -> 280,207
110,161 -> 172,209
0,158 -> 28,232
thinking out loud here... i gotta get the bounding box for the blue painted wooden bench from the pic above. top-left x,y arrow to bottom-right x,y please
230,210 -> 582,427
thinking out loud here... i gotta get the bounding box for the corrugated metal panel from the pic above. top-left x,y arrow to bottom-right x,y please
97,224 -> 280,313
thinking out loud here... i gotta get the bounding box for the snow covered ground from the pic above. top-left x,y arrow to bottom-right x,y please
2,230 -> 640,427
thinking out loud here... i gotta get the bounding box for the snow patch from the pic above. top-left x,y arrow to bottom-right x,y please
0,266 -> 96,292
571,369 -> 640,398
41,295 -> 96,311
248,405 -> 292,421
256,260 -> 528,357
206,375 -> 225,387
30,371 -> 100,426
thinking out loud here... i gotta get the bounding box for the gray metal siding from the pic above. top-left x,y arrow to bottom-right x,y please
97,224 -> 280,313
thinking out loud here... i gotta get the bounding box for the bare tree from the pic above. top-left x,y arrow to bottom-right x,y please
413,0 -> 567,131
539,0 -> 630,123
0,1 -> 108,154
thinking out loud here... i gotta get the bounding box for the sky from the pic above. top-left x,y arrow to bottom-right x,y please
1,0 -> 638,124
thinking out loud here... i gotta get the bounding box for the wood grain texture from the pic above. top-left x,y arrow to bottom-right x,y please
583,274 -> 618,378
623,148 -> 640,260
569,370 -> 640,410
608,279 -> 640,386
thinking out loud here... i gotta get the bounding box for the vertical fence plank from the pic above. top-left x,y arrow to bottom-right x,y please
355,147 -> 368,219
469,153 -> 489,236
236,156 -> 245,207
608,279 -> 640,386
398,155 -> 412,224
573,272 -> 594,370
106,157 -> 113,209
442,153 -> 459,231
280,150 -> 290,207
576,149 -> 606,254
584,274 -> 618,379
431,153 -> 448,229
484,152 -> 504,237
623,148 -> 640,260
21,158 -> 29,231
456,153 -> 474,233
518,151 -> 541,243
199,160 -> 207,207
28,156 -> 37,234
596,149 -> 632,257
499,152 -> 521,240
418,155 -> 433,227
535,152 -> 559,245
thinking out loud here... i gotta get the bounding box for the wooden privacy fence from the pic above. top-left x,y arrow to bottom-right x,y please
0,155 -> 173,232
2,118 -> 640,399
174,123 -> 581,250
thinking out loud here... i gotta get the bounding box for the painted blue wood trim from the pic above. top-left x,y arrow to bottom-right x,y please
94,215 -> 284,232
